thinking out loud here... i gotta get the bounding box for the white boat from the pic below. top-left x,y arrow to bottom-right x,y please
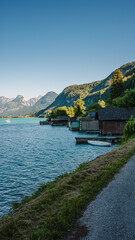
5,119 -> 11,123
88,140 -> 111,147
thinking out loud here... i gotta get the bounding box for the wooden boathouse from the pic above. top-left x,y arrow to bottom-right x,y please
68,117 -> 80,131
97,108 -> 135,135
79,117 -> 99,132
51,116 -> 69,126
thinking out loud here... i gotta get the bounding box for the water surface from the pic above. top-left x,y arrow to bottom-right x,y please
0,118 -> 117,216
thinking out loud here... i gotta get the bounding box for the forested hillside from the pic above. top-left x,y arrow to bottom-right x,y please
33,61 -> 135,117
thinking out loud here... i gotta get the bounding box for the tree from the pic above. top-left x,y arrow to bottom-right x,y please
67,106 -> 75,117
74,98 -> 86,117
98,100 -> 106,108
86,100 -> 105,113
122,115 -> 135,142
54,107 -> 68,116
110,89 -> 135,108
87,103 -> 101,112
48,106 -> 68,120
110,69 -> 124,100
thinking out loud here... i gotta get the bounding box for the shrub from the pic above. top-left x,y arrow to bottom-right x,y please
122,115 -> 135,142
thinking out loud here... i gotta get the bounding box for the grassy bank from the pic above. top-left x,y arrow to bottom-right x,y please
0,138 -> 135,240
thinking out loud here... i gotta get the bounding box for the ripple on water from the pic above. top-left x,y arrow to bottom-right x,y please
0,119 -> 117,216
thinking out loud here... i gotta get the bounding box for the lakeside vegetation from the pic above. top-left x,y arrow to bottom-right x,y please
46,84 -> 135,121
108,88 -> 135,108
0,137 -> 135,240
32,61 -> 135,117
48,98 -> 86,119
122,116 -> 135,143
46,98 -> 106,120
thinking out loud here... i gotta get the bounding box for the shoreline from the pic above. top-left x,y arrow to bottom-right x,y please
0,138 -> 135,240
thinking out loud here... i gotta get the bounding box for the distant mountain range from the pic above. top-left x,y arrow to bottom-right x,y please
0,92 -> 58,116
33,61 -> 135,117
1,61 -> 135,117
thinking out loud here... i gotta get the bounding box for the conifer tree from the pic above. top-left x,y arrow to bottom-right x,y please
110,69 -> 124,100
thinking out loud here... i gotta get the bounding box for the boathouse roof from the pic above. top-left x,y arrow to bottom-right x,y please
87,112 -> 96,118
97,108 -> 135,121
69,117 -> 77,122
51,116 -> 69,121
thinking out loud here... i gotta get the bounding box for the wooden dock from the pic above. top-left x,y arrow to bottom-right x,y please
86,130 -> 100,134
40,121 -> 50,125
75,137 -> 122,144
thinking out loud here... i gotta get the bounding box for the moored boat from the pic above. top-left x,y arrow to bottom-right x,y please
88,140 -> 111,147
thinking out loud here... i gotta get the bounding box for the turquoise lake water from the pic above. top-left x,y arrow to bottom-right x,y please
0,118 -> 117,216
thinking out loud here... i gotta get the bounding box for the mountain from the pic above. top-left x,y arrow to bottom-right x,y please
34,61 -> 135,117
0,95 -> 26,115
0,92 -> 58,116
34,92 -> 59,108
0,96 -> 13,108
23,92 -> 58,115
1,61 -> 134,117
27,96 -> 42,106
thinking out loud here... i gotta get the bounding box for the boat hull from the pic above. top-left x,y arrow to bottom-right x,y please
88,140 -> 111,147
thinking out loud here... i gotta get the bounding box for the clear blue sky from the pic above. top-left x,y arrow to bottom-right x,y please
0,0 -> 135,99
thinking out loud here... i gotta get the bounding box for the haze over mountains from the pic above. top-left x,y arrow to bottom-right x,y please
0,92 -> 58,116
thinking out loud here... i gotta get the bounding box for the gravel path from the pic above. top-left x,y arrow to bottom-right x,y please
64,155 -> 135,240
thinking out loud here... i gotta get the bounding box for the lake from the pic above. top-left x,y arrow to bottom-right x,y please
0,118 -> 117,216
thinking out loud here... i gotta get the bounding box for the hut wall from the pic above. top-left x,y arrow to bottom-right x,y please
72,122 -> 80,128
51,120 -> 68,126
100,120 -> 127,135
69,121 -> 80,131
80,120 -> 99,131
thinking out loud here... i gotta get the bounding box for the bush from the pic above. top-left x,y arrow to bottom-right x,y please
122,116 -> 135,142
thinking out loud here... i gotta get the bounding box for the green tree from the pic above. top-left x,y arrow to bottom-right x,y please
98,100 -> 106,108
48,106 -> 68,120
67,106 -> 75,117
87,103 -> 101,112
110,89 -> 135,108
86,100 -> 105,113
74,98 -> 86,117
55,107 -> 68,116
122,115 -> 135,142
110,69 -> 124,100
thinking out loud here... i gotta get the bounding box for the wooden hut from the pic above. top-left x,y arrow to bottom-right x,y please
97,108 -> 135,135
51,116 -> 69,126
68,117 -> 80,131
79,114 -> 99,133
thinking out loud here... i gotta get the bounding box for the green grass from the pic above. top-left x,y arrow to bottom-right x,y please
0,138 -> 135,240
